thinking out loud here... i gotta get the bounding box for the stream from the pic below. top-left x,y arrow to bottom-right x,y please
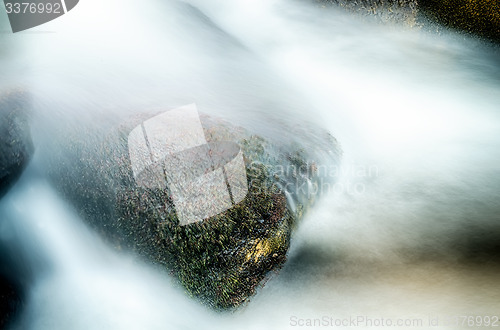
1,0 -> 500,329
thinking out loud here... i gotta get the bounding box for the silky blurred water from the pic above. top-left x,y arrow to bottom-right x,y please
1,0 -> 500,329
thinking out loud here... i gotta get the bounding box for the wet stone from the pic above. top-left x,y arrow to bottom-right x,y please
0,90 -> 33,199
47,106 -> 341,309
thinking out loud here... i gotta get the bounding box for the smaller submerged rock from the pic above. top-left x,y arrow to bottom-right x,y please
0,90 -> 33,327
316,0 -> 500,42
0,90 -> 33,199
419,0 -> 500,42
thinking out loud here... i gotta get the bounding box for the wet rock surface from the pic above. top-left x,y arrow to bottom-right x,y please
0,89 -> 33,329
419,0 -> 500,42
316,0 -> 499,42
47,108 -> 341,309
0,91 -> 33,199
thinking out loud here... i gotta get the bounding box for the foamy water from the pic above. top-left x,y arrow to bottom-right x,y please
1,0 -> 500,329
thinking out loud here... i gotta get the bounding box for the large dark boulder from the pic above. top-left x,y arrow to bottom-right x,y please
0,91 -> 33,199
47,106 -> 341,309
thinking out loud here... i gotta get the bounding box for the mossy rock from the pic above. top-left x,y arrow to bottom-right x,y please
419,0 -> 500,42
0,90 -> 33,199
47,109 -> 341,309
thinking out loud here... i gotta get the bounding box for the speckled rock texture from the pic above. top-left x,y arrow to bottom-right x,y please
419,0 -> 500,42
47,109 -> 341,309
0,90 -> 33,199
315,0 -> 499,42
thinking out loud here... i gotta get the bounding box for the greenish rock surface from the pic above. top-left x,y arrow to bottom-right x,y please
0,90 -> 33,199
419,0 -> 500,42
48,110 -> 341,309
316,0 -> 499,42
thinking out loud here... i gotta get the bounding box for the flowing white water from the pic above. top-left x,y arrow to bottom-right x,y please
1,0 -> 500,329
1,171 -> 220,330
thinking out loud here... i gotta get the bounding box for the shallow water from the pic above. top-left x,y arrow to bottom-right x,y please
1,0 -> 500,329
